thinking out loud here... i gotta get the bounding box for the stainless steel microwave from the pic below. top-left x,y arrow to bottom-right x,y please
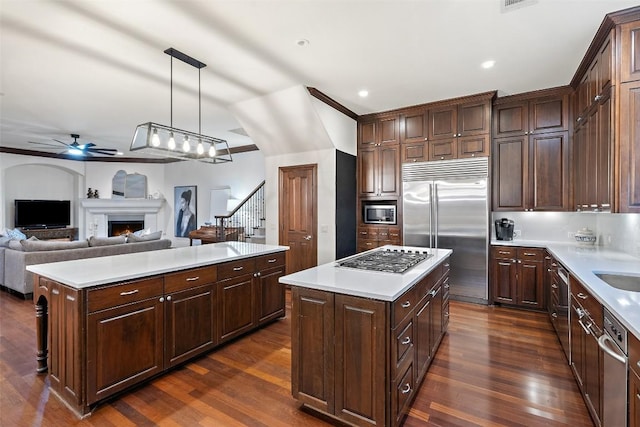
363,204 -> 397,225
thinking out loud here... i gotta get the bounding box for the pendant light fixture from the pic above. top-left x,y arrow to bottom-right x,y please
130,48 -> 232,164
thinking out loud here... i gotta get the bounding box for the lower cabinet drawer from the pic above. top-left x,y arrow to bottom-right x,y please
393,316 -> 414,369
392,361 -> 415,426
88,277 -> 163,313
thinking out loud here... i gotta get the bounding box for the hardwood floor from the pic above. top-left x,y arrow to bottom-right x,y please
0,290 -> 592,426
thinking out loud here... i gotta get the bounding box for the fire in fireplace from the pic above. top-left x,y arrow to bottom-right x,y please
108,220 -> 144,237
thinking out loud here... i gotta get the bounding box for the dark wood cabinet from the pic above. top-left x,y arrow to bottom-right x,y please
630,333 -> 640,427
492,90 -> 570,212
358,143 -> 400,198
34,250 -> 287,416
357,225 -> 401,253
490,246 -> 544,310
290,258 -> 449,427
400,109 -> 428,144
569,277 -> 602,426
621,21 -> 640,83
401,141 -> 427,163
492,130 -> 569,211
619,80 -> 640,212
87,277 -> 165,405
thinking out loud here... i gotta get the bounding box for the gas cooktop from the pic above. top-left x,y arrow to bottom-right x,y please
337,248 -> 433,274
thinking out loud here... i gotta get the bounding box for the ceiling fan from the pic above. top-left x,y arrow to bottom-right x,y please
28,134 -> 119,156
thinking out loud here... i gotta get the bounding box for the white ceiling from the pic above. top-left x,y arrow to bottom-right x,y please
1,0 -> 638,158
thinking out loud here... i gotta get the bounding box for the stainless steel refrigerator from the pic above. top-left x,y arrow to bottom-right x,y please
402,157 -> 489,303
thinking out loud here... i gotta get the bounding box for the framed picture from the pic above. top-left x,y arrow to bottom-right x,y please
174,185 -> 197,237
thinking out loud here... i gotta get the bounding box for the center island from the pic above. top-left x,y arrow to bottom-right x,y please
279,245 -> 452,427
27,241 -> 289,417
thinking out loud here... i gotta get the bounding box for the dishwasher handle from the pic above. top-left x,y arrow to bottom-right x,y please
598,333 -> 626,364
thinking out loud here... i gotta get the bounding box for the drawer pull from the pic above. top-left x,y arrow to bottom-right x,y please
401,301 -> 411,308
444,284 -> 450,289
523,252 -> 536,256
401,337 -> 411,345
551,312 -> 558,318
551,284 -> 558,289
577,293 -> 588,300
444,263 -> 450,268
444,312 -> 449,317
267,258 -> 277,263
186,276 -> 200,282
401,383 -> 411,394
120,289 -> 139,296
52,289 -> 60,295
233,266 -> 244,271
498,251 -> 510,255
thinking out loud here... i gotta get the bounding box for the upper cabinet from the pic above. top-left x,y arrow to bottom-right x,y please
398,92 -> 494,164
570,7 -> 640,213
492,89 -> 571,212
358,114 -> 400,198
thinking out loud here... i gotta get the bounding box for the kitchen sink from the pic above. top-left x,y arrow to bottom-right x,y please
594,272 -> 640,292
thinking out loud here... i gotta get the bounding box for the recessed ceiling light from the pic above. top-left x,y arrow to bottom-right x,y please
481,60 -> 496,69
295,39 -> 309,47
358,90 -> 369,98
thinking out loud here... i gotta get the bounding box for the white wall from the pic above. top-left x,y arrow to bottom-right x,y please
492,211 -> 640,257
264,148 -> 337,264
163,151 -> 265,246
310,97 -> 357,156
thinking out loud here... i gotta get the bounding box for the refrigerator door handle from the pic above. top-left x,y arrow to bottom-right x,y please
429,183 -> 433,249
433,183 -> 439,248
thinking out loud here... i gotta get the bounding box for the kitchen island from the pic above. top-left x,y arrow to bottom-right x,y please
27,241 -> 288,417
279,246 -> 452,427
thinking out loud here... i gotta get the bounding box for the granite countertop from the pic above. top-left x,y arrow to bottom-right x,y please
279,245 -> 452,302
491,239 -> 640,340
26,241 -> 289,289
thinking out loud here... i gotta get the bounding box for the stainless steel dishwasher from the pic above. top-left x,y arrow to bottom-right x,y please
598,307 -> 628,427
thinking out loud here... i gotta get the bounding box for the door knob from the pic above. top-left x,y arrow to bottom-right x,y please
304,235 -> 312,240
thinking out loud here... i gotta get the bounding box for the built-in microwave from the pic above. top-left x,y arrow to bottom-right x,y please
363,203 -> 397,225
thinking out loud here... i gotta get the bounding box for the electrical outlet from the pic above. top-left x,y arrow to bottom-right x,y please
568,231 -> 575,239
513,229 -> 521,238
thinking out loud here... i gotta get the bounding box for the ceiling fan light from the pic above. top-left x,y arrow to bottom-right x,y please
209,145 -> 216,157
151,128 -> 160,146
68,148 -> 83,156
168,132 -> 176,150
182,135 -> 190,152
196,139 -> 204,155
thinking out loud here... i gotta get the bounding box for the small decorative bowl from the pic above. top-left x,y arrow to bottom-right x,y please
575,228 -> 597,245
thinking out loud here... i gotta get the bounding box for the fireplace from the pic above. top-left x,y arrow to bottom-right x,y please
81,198 -> 164,238
108,220 -> 145,237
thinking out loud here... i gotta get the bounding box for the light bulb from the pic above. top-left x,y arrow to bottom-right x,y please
182,135 -> 190,152
168,132 -> 176,150
197,139 -> 204,155
209,145 -> 216,157
151,128 -> 160,147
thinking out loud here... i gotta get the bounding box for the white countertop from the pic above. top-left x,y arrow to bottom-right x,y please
279,246 -> 452,302
492,239 -> 640,340
26,241 -> 289,289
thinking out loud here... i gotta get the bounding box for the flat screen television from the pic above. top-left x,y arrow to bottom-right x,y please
14,199 -> 71,229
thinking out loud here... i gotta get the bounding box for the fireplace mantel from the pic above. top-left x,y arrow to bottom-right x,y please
81,198 -> 165,237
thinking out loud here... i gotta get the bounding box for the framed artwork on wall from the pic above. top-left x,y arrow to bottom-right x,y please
174,185 -> 197,237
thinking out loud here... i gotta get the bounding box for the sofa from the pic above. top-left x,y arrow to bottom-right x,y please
1,236 -> 172,298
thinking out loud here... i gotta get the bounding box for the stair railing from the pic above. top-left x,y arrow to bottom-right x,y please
214,180 -> 265,242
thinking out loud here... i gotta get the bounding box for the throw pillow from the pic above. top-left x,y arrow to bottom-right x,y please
127,230 -> 162,242
4,228 -> 27,240
88,235 -> 127,247
132,228 -> 151,237
0,236 -> 11,247
8,240 -> 23,250
21,239 -> 89,252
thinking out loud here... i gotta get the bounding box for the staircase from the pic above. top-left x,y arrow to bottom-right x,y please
214,181 -> 265,244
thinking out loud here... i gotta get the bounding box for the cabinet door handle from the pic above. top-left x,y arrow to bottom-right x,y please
401,383 -> 412,394
577,292 -> 588,300
551,284 -> 558,289
444,263 -> 450,268
186,276 -> 200,282
120,289 -> 139,296
430,290 -> 437,297
401,301 -> 411,308
267,258 -> 277,263
401,337 -> 411,345
166,295 -> 172,301
159,297 -> 165,303
233,266 -> 244,271
551,312 -> 558,318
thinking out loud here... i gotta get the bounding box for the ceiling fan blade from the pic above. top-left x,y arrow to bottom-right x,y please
28,141 -> 62,148
88,148 -> 118,156
78,142 -> 96,149
53,139 -> 74,148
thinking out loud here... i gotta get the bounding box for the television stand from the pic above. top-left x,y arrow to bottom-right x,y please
21,227 -> 78,241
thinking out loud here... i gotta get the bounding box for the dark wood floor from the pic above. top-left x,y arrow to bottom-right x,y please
0,290 -> 592,427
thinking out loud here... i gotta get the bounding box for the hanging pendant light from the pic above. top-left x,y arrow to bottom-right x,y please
130,48 -> 232,164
